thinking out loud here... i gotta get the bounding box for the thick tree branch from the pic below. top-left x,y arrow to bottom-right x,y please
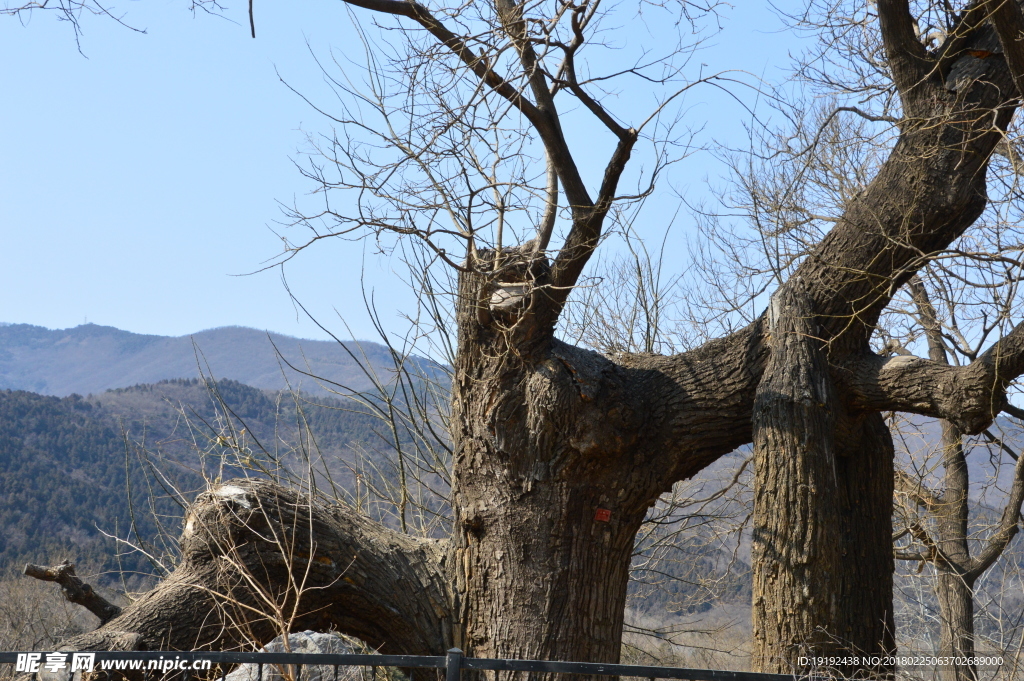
533,150 -> 559,254
979,313 -> 1024,385
55,480 -> 453,655
593,321 -> 768,489
789,18 -> 1015,349
340,0 -> 626,292
835,319 -> 1024,432
492,0 -> 557,118
24,561 -> 122,625
895,550 -> 931,562
335,0 -> 598,204
549,131 -> 637,301
984,0 -> 1024,98
877,0 -> 934,113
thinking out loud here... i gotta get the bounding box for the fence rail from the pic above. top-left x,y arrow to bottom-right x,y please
0,650 -> 801,681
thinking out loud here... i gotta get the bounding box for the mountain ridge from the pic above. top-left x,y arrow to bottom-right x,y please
0,323 -> 442,397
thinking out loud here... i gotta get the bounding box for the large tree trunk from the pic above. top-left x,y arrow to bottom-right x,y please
902,278 -> 980,681
752,285 -> 895,676
752,286 -> 844,672
449,256 -> 653,666
745,11 -> 1018,676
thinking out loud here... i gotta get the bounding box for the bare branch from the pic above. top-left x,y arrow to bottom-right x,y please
550,129 -> 638,300
533,149 -> 559,254
967,446 -> 1024,579
1004,402 -> 1024,421
895,469 -> 944,510
983,427 -> 1020,461
342,0 -> 544,124
23,561 -> 122,625
908,275 -> 948,363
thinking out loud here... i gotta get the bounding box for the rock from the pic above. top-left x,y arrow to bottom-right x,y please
225,632 -> 367,681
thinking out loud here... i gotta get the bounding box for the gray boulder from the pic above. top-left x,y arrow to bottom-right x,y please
225,632 -> 368,681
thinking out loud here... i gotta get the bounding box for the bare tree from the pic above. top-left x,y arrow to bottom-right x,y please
17,0 -> 1024,677
688,2 -> 1024,674
886,275 -> 1024,681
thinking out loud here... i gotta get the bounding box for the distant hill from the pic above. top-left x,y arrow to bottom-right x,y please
0,323 -> 444,397
0,379 -> 434,582
0,388 -> 186,581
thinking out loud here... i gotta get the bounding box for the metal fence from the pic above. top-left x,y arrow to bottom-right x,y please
0,649 -> 800,681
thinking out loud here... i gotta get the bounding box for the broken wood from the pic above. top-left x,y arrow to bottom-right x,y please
24,560 -> 122,625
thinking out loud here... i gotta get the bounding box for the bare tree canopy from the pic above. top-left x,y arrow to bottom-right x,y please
13,1 -> 1024,678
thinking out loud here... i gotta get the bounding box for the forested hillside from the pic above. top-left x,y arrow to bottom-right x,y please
0,390 -> 178,579
0,379 -> 419,582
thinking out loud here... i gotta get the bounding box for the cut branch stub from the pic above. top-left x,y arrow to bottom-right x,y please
24,560 -> 122,625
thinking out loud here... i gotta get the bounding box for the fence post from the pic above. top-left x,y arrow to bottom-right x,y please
445,648 -> 463,681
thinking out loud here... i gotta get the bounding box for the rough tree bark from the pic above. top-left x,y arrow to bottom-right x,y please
752,283 -> 845,671
751,283 -> 896,676
31,1 -> 1024,678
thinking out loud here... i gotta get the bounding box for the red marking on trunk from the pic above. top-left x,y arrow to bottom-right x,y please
594,508 -> 611,522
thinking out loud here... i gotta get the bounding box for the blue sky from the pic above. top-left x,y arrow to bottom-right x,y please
1,1 -> 798,343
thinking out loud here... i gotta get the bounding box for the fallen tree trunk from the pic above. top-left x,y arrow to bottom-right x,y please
56,480 -> 453,656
